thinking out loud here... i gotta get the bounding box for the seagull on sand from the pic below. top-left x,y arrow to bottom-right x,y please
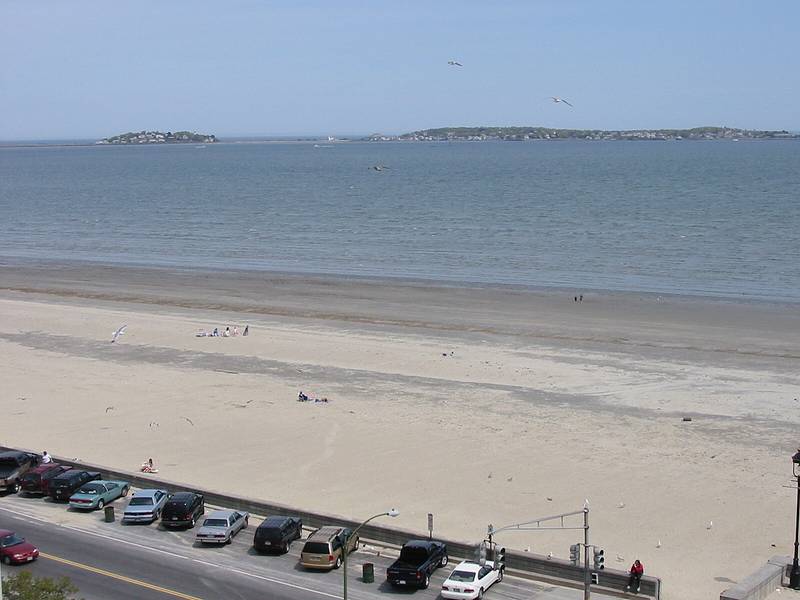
111,324 -> 127,343
706,520 -> 713,530
447,60 -> 463,67
105,406 -> 115,413
550,96 -> 574,107
656,539 -> 662,548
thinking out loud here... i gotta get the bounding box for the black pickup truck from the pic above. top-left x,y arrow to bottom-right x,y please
0,451 -> 40,494
386,540 -> 448,589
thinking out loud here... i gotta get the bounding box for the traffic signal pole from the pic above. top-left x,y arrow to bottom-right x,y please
584,507 -> 590,600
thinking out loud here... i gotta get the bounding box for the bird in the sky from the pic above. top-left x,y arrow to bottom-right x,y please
181,416 -> 195,426
111,324 -> 127,343
447,60 -> 463,67
370,165 -> 390,172
550,96 -> 574,107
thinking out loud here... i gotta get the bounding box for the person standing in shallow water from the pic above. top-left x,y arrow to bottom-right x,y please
243,325 -> 249,336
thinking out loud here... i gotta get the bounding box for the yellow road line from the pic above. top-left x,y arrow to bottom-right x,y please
40,552 -> 204,600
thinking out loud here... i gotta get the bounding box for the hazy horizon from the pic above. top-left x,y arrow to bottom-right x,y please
2,1 -> 799,140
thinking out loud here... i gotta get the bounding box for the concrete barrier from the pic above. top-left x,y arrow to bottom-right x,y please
720,555 -> 790,600
2,447 -> 660,598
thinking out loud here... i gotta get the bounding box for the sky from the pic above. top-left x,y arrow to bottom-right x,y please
1,1 -> 799,140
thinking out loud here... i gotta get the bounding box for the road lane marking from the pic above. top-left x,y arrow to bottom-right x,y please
39,552 -> 204,600
228,568 -> 342,599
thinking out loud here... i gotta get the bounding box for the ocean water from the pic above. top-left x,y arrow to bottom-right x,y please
1,140 -> 799,300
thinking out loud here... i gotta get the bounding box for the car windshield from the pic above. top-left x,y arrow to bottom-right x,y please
448,570 -> 476,582
78,484 -> 104,494
21,473 -> 40,482
0,458 -> 19,468
129,497 -> 153,506
0,534 -> 24,548
203,519 -> 228,528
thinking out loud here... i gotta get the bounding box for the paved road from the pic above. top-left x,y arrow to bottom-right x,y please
0,491 -> 606,600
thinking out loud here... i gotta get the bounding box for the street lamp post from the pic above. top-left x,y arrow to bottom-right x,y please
343,508 -> 399,600
790,451 -> 800,589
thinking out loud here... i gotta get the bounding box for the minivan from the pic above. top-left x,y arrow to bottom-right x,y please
253,516 -> 303,554
300,526 -> 359,570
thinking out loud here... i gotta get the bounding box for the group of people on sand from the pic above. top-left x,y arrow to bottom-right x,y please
196,324 -> 249,338
140,458 -> 159,473
298,391 -> 329,403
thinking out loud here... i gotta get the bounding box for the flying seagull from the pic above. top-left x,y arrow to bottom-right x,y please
550,96 -> 574,107
447,60 -> 463,67
370,165 -> 390,172
181,416 -> 195,426
111,324 -> 127,343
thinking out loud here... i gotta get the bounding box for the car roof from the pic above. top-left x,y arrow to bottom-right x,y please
0,529 -> 14,537
404,539 -> 438,548
308,526 -> 342,540
82,480 -> 121,486
133,488 -> 167,497
450,561 -> 482,573
29,463 -> 65,474
167,492 -> 198,501
54,470 -> 84,479
259,515 -> 294,528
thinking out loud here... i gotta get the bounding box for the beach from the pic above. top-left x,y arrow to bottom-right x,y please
1,261 -> 799,599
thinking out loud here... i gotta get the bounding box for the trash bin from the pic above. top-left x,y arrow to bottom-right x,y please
104,505 -> 115,523
362,562 -> 375,583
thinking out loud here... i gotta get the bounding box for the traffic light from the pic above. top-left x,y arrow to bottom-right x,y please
593,547 -> 605,570
494,546 -> 506,568
569,544 -> 580,565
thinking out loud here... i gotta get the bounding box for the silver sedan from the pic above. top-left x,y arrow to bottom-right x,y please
195,510 -> 249,544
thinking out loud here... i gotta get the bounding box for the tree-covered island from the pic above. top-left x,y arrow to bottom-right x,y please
96,130 -> 217,145
366,126 -> 798,142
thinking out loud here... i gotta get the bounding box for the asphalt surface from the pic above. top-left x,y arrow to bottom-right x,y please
0,490 -> 606,600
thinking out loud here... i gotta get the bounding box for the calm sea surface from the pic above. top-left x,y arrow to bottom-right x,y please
1,140 -> 799,300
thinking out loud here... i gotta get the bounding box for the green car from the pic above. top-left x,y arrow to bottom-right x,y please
68,480 -> 130,510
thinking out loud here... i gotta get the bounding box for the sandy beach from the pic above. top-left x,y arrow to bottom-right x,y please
1,261 -> 799,599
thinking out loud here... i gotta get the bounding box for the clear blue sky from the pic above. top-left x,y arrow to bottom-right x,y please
1,1 -> 798,140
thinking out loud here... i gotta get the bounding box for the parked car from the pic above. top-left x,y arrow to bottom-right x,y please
253,515 -> 303,554
441,560 -> 503,599
195,510 -> 249,544
68,480 -> 130,510
122,489 -> 169,523
47,470 -> 101,502
18,464 -> 71,495
387,540 -> 448,589
0,451 -> 40,494
300,526 -> 359,570
0,529 -> 39,565
161,492 -> 205,529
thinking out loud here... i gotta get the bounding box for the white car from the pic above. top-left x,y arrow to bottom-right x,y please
441,560 -> 503,599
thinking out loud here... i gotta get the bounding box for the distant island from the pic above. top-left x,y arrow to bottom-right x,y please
366,126 -> 799,142
96,130 -> 217,145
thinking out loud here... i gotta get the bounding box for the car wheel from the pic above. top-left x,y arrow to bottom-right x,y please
283,542 -> 290,554
189,517 -> 196,528
422,575 -> 430,589
98,499 -> 105,510
9,483 -> 19,494
478,588 -> 484,599
2,556 -> 11,565
225,536 -> 232,545
121,486 -> 129,497
440,554 -> 449,567
334,556 -> 342,569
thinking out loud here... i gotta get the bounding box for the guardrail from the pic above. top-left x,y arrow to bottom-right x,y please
1,446 -> 660,598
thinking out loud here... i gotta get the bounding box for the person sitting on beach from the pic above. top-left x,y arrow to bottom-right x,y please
41,451 -> 52,464
223,326 -> 230,337
212,327 -> 219,337
315,397 -> 329,403
298,391 -> 309,402
140,458 -> 158,473
233,326 -> 239,336
627,559 -> 644,593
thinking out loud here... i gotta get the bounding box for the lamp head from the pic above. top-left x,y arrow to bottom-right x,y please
387,508 -> 400,518
793,450 -> 800,465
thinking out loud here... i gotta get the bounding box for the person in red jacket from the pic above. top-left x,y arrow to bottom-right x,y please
627,559 -> 644,593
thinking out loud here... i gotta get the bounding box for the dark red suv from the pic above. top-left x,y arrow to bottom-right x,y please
18,464 -> 71,495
